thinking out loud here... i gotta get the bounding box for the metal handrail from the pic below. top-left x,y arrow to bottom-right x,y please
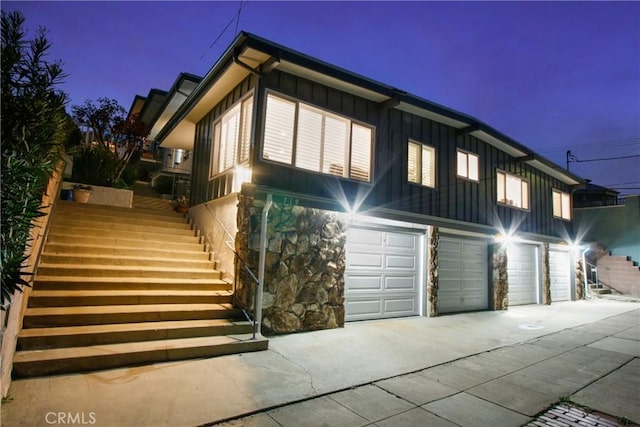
201,203 -> 261,339
585,261 -> 599,288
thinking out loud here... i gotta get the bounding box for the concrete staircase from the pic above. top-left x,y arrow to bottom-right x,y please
13,200 -> 267,378
594,254 -> 640,296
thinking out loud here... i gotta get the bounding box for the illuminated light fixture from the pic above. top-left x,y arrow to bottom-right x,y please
232,165 -> 252,193
494,222 -> 518,247
567,239 -> 583,254
494,231 -> 515,247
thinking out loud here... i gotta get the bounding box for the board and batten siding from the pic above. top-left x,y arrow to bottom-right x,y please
375,108 -> 575,238
191,75 -> 257,206
192,68 -> 574,239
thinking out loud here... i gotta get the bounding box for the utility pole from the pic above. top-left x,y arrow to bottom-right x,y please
566,150 -> 577,171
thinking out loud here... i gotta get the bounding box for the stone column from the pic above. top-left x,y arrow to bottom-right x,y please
492,244 -> 509,310
575,255 -> 584,300
237,196 -> 347,335
427,226 -> 439,317
542,243 -> 551,305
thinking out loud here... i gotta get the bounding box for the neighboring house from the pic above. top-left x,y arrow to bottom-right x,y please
573,182 -> 623,209
133,73 -> 202,195
573,187 -> 640,295
143,32 -> 585,334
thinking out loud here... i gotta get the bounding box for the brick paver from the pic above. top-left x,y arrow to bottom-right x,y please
526,403 -> 638,427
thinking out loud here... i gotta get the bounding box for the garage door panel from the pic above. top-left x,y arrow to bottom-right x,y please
550,250 -> 570,302
346,275 -> 383,291
345,227 -> 422,321
384,298 -> 416,315
348,252 -> 383,269
508,244 -> 538,305
349,229 -> 383,246
346,299 -> 382,317
462,259 -> 485,273
386,254 -> 416,269
438,236 -> 489,313
385,276 -> 416,291
440,259 -> 463,271
386,233 -> 417,250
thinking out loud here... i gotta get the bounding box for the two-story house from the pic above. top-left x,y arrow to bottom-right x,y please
148,32 -> 585,334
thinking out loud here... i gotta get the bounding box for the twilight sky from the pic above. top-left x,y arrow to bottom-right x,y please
3,1 -> 640,195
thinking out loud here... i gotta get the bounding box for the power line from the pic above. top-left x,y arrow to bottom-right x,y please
603,181 -> 640,186
199,1 -> 247,61
574,153 -> 640,163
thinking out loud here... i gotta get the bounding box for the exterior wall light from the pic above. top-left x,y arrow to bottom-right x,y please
232,165 -> 252,193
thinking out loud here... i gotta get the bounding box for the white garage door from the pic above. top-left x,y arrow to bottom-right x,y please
549,249 -> 571,302
438,236 -> 489,313
508,244 -> 538,305
345,227 -> 422,321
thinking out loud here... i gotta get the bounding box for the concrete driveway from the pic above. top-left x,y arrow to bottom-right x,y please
1,299 -> 638,426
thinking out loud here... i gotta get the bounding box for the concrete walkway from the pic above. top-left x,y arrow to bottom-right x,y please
1,299 -> 638,427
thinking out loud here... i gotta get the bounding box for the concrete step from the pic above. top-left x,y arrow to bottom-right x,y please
28,289 -> 233,307
40,253 -> 215,269
43,243 -> 211,260
36,264 -> 221,280
49,225 -> 199,243
55,200 -> 185,222
18,319 -> 253,350
12,334 -> 269,378
46,234 -> 204,251
23,303 -> 241,327
52,210 -> 190,227
52,217 -> 193,235
34,276 -> 231,291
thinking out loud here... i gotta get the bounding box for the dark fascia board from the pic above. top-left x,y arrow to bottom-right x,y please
146,72 -> 204,129
127,95 -> 147,119
156,31 -> 584,185
155,32 -> 250,144
138,88 -> 168,126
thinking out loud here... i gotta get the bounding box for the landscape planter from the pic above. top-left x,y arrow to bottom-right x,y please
72,189 -> 91,203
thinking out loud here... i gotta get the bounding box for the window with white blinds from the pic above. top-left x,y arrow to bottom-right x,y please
263,93 -> 373,182
552,189 -> 571,220
210,94 -> 254,178
457,150 -> 479,181
497,170 -> 529,210
408,140 -> 435,188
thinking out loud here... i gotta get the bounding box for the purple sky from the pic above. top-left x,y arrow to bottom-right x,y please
4,1 -> 639,195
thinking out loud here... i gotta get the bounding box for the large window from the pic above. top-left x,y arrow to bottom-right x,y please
553,189 -> 571,220
497,170 -> 529,209
262,93 -> 373,182
408,140 -> 435,187
457,149 -> 479,181
210,94 -> 254,177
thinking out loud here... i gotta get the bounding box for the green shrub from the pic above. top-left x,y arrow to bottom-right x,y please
71,145 -> 118,187
1,10 -> 70,307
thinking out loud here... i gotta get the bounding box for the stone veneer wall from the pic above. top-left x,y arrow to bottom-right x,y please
427,226 -> 439,317
492,244 -> 509,310
575,256 -> 584,300
236,195 -> 347,335
542,243 -> 551,305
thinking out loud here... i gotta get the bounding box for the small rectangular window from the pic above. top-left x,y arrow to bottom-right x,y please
263,95 -> 296,164
457,150 -> 479,181
209,94 -> 254,178
408,140 -> 435,188
497,170 -> 529,210
553,189 -> 571,220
